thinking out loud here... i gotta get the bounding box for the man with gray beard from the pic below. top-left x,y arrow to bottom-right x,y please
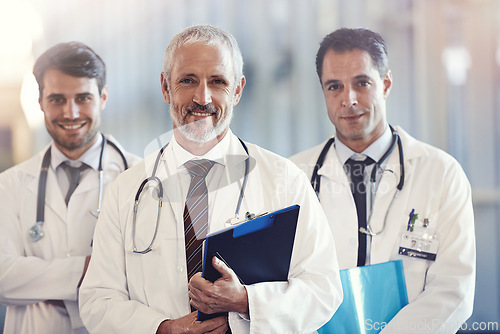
79,24 -> 342,334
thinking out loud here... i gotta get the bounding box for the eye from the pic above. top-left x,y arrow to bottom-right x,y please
76,95 -> 92,103
179,78 -> 195,84
327,83 -> 341,91
358,80 -> 371,87
49,96 -> 65,104
212,78 -> 227,85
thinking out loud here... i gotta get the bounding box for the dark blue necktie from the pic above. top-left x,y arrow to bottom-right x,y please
345,157 -> 375,267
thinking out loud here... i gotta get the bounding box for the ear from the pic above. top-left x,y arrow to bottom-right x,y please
232,76 -> 246,106
383,70 -> 393,99
160,72 -> 170,104
100,85 -> 109,111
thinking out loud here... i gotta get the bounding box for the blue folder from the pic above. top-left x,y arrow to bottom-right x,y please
198,204 -> 300,321
318,260 -> 408,334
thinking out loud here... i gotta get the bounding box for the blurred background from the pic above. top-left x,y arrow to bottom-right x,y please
0,0 -> 498,332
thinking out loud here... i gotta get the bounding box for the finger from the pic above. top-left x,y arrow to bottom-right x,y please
203,315 -> 228,332
188,272 -> 205,290
208,321 -> 228,334
212,256 -> 232,278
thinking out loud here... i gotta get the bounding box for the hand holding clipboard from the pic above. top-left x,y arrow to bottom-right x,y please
196,205 -> 300,321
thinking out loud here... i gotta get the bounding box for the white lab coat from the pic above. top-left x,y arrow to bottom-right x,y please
79,131 -> 342,334
0,136 -> 140,334
290,126 -> 475,334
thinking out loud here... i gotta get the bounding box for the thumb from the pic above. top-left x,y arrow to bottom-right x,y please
212,255 -> 233,279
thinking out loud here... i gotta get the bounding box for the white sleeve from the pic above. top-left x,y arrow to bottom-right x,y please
0,169 -> 84,305
241,166 -> 343,333
78,178 -> 166,334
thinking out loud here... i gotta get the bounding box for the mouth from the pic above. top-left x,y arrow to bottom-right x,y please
189,110 -> 215,117
186,103 -> 218,120
341,111 -> 365,122
343,114 -> 362,120
58,121 -> 86,130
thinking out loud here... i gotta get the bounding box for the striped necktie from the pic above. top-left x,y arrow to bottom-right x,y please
183,159 -> 215,282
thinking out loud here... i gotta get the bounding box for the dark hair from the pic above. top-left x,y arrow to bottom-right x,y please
33,42 -> 106,96
316,28 -> 389,83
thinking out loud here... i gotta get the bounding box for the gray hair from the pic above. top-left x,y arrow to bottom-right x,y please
162,24 -> 244,86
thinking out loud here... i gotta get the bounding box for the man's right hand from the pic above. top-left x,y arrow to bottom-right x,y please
156,311 -> 227,334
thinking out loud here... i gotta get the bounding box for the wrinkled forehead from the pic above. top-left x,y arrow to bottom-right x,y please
171,42 -> 235,78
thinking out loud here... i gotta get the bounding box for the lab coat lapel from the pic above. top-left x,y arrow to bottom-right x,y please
26,147 -> 67,224
368,147 -> 401,234
209,134 -> 263,234
369,127 -> 424,263
317,141 -> 350,185
316,142 -> 360,268
316,142 -> 353,207
157,143 -> 185,230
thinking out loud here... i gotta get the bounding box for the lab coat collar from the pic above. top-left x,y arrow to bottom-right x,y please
317,125 -> 427,181
335,125 -> 393,165
316,140 -> 349,184
393,125 -> 428,161
155,130 -> 250,233
168,129 -> 247,171
27,144 -> 56,195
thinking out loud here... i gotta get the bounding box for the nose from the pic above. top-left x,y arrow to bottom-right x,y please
193,82 -> 212,106
341,87 -> 357,108
63,99 -> 80,119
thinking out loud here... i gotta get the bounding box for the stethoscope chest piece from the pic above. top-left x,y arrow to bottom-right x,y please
29,221 -> 44,242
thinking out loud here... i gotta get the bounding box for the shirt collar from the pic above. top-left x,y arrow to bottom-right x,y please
335,125 -> 393,165
50,134 -> 103,171
170,129 -> 232,170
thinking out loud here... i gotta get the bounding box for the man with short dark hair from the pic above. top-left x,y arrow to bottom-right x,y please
0,42 -> 140,334
291,28 -> 475,333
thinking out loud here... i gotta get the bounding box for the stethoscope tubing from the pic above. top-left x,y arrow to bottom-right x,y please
131,138 -> 250,254
31,134 -> 128,242
311,125 -> 405,236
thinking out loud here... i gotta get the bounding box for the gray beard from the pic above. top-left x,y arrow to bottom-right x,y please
170,106 -> 233,143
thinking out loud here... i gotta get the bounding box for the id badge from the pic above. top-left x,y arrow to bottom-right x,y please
398,211 -> 439,261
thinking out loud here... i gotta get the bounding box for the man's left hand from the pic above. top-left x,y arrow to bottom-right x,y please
188,256 -> 249,315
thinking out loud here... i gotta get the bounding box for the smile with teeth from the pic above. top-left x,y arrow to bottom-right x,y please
59,123 -> 85,130
190,111 -> 214,117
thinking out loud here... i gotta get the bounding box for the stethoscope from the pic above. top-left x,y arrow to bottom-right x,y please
132,138 -> 250,254
29,134 -> 129,242
311,125 -> 405,236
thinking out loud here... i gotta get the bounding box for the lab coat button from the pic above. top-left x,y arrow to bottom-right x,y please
177,265 -> 184,273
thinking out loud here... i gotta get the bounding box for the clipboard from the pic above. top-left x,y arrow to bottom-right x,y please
318,260 -> 408,334
197,204 -> 300,321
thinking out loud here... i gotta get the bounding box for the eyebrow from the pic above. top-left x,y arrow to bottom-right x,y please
180,73 -> 229,80
323,74 -> 373,87
45,92 -> 94,99
46,93 -> 64,99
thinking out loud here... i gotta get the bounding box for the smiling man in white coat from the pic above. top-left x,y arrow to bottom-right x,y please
0,42 -> 140,334
79,24 -> 342,334
291,28 -> 475,333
